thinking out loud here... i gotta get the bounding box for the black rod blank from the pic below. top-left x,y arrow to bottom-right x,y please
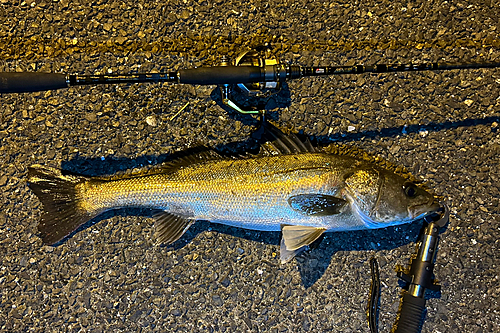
69,72 -> 178,86
1,61 -> 500,93
300,61 -> 500,77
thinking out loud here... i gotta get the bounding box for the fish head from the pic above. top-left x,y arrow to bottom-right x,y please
344,167 -> 440,228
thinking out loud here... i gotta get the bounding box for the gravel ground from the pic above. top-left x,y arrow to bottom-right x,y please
1,0 -> 499,332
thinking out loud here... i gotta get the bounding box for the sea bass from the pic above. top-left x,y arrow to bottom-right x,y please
28,124 -> 440,262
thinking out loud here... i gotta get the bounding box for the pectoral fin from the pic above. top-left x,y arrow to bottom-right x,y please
280,225 -> 326,263
153,211 -> 194,245
288,194 -> 347,216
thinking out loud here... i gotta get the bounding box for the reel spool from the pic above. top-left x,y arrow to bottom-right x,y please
219,49 -> 286,114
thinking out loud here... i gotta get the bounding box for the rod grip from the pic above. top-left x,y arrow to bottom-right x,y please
394,293 -> 426,333
178,66 -> 264,85
0,72 -> 68,93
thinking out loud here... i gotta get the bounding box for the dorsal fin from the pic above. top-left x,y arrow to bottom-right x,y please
160,147 -> 224,170
96,147 -> 225,181
258,121 -> 318,156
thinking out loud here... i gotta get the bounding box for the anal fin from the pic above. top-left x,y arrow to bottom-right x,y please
154,211 -> 194,245
280,225 -> 326,263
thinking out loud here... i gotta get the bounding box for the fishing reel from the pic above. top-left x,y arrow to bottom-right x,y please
219,49 -> 288,114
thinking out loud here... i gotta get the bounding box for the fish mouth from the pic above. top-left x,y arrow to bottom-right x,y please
408,199 -> 441,219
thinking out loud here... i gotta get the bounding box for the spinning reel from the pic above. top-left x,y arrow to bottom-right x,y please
219,49 -> 288,114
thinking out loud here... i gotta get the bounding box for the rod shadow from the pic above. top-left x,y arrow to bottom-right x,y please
316,116 -> 499,143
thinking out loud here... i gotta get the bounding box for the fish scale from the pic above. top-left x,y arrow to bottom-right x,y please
79,154 -> 348,231
27,124 -> 439,262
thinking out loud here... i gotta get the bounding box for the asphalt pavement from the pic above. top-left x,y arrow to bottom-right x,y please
0,0 -> 499,332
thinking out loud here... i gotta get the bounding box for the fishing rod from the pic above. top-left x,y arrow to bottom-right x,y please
2,50 -> 500,114
393,205 -> 449,333
367,205 -> 450,333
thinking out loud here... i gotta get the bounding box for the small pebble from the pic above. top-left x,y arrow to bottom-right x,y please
145,115 -> 158,127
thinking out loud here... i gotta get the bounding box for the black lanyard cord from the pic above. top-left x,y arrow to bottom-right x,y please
368,257 -> 381,333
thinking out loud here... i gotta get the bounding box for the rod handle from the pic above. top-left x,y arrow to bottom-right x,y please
178,66 -> 263,85
394,293 -> 426,333
0,72 -> 68,93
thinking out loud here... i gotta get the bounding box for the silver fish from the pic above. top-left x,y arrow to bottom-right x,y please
28,124 -> 440,262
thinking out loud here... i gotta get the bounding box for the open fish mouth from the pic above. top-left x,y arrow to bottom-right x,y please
408,200 -> 441,219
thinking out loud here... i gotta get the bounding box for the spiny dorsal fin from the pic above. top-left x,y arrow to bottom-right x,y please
99,122 -> 315,181
258,121 -> 318,156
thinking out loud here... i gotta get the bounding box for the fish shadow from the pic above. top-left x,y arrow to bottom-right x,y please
189,219 -> 429,289
63,205 -> 427,289
54,116 -> 468,288
297,222 -> 424,288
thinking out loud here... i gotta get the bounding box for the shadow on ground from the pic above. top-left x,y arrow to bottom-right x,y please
56,205 -> 424,288
53,115 -> 489,287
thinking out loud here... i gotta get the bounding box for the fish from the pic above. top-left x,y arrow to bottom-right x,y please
27,123 -> 440,262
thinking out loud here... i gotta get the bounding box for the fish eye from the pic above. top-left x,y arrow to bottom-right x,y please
403,182 -> 418,198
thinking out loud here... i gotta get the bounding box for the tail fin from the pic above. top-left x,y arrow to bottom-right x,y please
28,165 -> 96,245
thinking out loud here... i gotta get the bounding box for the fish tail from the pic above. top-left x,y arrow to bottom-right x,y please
28,164 -> 98,245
